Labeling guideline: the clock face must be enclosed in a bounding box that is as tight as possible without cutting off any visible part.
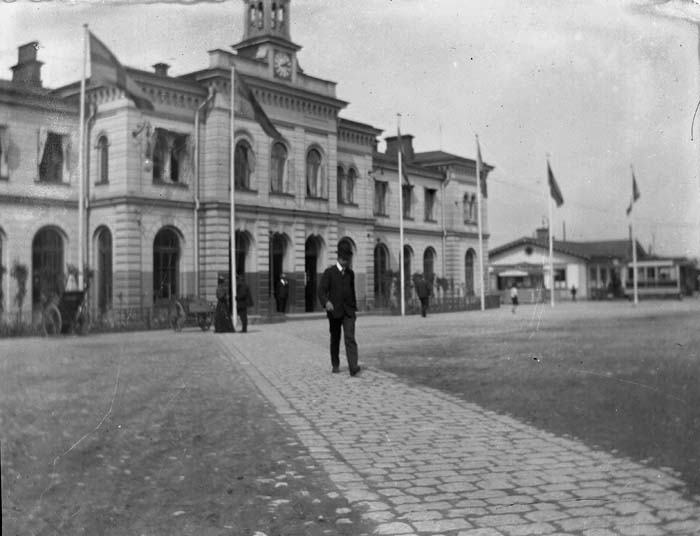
[273,52,292,79]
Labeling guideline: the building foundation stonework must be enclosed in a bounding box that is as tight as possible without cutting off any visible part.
[0,0,493,323]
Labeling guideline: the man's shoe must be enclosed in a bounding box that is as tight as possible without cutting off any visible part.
[332,367,340,374]
[350,366,361,377]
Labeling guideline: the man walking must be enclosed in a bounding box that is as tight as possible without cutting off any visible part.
[275,272,289,313]
[318,243,360,376]
[415,274,431,317]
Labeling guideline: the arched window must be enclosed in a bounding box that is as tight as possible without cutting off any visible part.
[465,249,476,296]
[346,167,356,204]
[270,142,287,193]
[97,135,109,184]
[337,166,345,204]
[373,243,390,307]
[97,227,113,313]
[153,228,180,300]
[423,247,436,280]
[235,140,255,190]
[306,148,323,198]
[403,245,412,279]
[32,227,64,307]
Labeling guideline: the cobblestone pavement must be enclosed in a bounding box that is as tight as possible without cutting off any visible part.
[216,317,700,536]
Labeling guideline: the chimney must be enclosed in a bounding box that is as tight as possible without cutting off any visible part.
[11,41,43,87]
[385,134,415,162]
[153,62,170,77]
[535,227,549,241]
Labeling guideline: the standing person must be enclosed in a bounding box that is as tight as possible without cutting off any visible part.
[214,274,234,333]
[570,285,577,302]
[275,272,289,313]
[510,283,519,314]
[235,275,254,333]
[415,274,431,318]
[318,243,360,376]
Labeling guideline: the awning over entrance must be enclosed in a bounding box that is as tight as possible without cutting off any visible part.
[497,269,530,277]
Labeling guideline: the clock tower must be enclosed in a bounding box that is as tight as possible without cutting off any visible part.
[233,0,301,81]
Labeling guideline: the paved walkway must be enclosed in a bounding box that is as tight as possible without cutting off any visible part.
[216,325,700,536]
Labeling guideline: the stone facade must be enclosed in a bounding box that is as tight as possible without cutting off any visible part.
[0,0,493,321]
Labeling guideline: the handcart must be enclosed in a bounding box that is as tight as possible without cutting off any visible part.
[170,296,214,332]
[42,290,89,336]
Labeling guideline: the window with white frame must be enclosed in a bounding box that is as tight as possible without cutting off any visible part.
[346,167,356,204]
[554,268,567,289]
[337,166,345,204]
[402,184,413,219]
[306,148,326,198]
[424,188,437,221]
[97,135,109,184]
[270,141,288,193]
[234,140,255,190]
[0,126,8,180]
[151,128,191,184]
[374,180,388,215]
[39,131,70,183]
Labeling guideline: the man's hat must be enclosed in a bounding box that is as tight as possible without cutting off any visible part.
[337,242,353,259]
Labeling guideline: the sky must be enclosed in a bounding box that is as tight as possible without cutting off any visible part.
[2,0,700,257]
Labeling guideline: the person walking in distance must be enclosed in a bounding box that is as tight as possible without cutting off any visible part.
[570,285,577,302]
[415,274,431,318]
[318,243,361,376]
[510,283,519,314]
[275,272,289,313]
[235,275,254,333]
[214,274,234,333]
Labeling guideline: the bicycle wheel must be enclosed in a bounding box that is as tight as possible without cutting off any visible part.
[43,304,62,336]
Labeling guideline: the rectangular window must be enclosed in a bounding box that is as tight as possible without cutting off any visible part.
[424,188,436,221]
[0,126,8,180]
[402,184,412,219]
[554,268,567,289]
[152,128,191,184]
[374,181,387,215]
[39,131,65,183]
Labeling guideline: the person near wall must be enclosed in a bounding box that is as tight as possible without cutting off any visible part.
[235,275,254,333]
[571,285,577,302]
[214,274,235,333]
[318,243,361,376]
[415,274,431,318]
[275,272,289,313]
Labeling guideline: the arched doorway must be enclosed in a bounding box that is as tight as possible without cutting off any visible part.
[153,228,180,300]
[32,227,64,308]
[269,233,287,306]
[305,235,322,312]
[465,249,476,296]
[373,243,390,308]
[96,227,113,314]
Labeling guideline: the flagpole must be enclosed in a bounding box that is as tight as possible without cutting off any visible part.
[630,165,638,306]
[475,135,485,311]
[230,64,238,327]
[397,113,405,317]
[77,24,88,290]
[547,159,554,308]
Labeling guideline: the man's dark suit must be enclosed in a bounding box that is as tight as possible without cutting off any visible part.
[318,264,359,374]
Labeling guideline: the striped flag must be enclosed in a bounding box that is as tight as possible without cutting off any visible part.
[547,161,564,207]
[626,172,641,216]
[89,32,153,110]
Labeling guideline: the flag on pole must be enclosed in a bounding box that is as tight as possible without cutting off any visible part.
[396,125,411,186]
[89,31,153,110]
[476,138,487,198]
[236,75,283,140]
[547,161,564,207]
[626,172,641,216]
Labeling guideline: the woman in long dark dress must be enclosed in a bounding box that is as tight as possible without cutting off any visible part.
[214,275,234,333]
